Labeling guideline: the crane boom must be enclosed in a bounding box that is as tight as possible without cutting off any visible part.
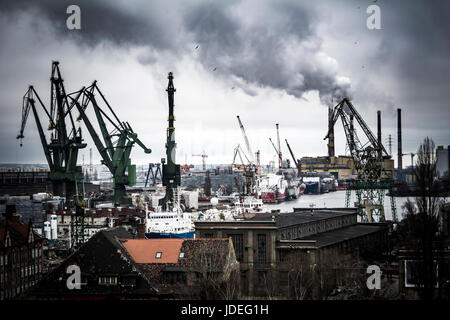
[236,115,254,163]
[285,139,301,178]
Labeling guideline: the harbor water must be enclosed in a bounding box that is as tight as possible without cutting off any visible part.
[266,190,413,221]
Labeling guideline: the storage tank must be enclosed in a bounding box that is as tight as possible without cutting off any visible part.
[43,221,51,239]
[50,214,58,240]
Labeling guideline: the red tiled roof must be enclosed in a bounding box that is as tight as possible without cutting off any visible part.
[119,239,184,263]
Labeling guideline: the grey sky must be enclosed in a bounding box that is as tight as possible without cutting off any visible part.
[0,0,449,168]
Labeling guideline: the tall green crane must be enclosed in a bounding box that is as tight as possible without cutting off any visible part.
[161,72,181,210]
[325,98,396,222]
[17,61,86,202]
[70,81,151,206]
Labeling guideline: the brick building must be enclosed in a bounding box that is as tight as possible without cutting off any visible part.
[29,227,158,300]
[30,228,239,299]
[0,205,44,300]
[122,238,240,298]
[195,208,388,297]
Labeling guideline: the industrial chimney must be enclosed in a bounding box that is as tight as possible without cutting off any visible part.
[377,110,382,159]
[397,108,403,181]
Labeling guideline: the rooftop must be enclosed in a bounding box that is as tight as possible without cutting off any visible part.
[298,223,387,248]
[249,209,356,228]
[119,238,184,263]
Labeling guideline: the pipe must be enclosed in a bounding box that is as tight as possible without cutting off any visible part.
[397,108,403,180]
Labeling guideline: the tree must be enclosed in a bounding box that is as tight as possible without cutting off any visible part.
[396,137,445,300]
[188,242,240,299]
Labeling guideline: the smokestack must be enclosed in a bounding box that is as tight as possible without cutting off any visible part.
[328,106,335,158]
[397,108,403,180]
[377,110,382,159]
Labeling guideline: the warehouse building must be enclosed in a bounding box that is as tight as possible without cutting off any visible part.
[195,208,388,297]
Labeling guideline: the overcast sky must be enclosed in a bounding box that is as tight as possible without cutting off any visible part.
[0,0,449,168]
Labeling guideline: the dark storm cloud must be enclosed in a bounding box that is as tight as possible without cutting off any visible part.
[0,0,351,103]
[372,0,450,110]
[182,0,351,103]
[0,0,176,50]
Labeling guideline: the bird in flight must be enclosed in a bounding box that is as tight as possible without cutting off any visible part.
[195,45,199,50]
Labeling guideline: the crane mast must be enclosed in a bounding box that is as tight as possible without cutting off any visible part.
[162,72,181,210]
[276,123,282,168]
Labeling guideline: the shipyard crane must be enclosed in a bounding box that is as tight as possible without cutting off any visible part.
[324,98,396,222]
[161,72,181,210]
[236,116,254,164]
[232,144,251,169]
[69,81,151,206]
[192,151,208,170]
[236,116,258,194]
[285,139,302,178]
[276,124,282,168]
[269,124,283,168]
[17,62,86,202]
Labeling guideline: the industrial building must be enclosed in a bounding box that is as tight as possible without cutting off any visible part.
[0,205,44,300]
[436,145,449,178]
[195,208,388,297]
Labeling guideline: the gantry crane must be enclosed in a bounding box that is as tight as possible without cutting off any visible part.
[17,61,86,203]
[145,163,162,187]
[69,81,151,206]
[324,98,397,222]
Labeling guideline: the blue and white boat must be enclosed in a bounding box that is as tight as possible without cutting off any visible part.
[145,188,195,239]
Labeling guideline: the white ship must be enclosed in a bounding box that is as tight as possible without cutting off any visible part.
[196,196,268,222]
[145,188,195,239]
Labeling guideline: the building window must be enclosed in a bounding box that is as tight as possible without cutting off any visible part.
[121,276,137,287]
[163,272,186,285]
[99,276,118,285]
[155,252,162,259]
[279,271,289,286]
[257,234,267,264]
[228,234,243,262]
[201,252,213,270]
[257,271,267,285]
[404,260,439,288]
[203,233,214,238]
[278,249,289,263]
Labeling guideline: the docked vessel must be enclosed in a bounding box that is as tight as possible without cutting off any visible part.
[255,173,288,203]
[145,189,195,239]
[196,196,268,221]
[303,176,321,194]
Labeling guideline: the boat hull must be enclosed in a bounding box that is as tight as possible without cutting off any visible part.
[145,231,195,239]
